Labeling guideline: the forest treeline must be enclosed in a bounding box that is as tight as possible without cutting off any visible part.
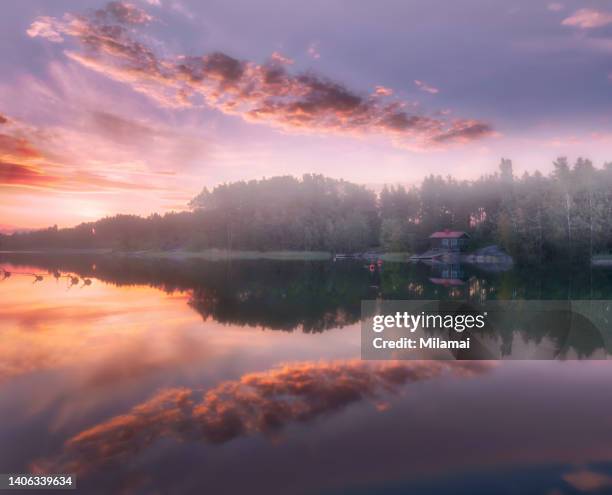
[2,157,612,262]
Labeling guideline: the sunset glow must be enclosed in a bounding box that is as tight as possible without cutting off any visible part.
[2,0,612,229]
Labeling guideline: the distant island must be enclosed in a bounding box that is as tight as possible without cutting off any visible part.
[2,157,611,263]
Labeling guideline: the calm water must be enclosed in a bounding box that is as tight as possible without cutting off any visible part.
[2,253,612,494]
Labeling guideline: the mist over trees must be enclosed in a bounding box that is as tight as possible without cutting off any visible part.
[187,175,380,252]
[379,157,612,261]
[2,159,612,262]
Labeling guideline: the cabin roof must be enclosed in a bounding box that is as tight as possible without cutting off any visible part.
[429,230,470,239]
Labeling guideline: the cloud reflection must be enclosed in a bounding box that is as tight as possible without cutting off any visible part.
[32,360,493,475]
[563,469,612,492]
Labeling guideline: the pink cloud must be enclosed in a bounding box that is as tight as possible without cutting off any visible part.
[26,17,65,43]
[374,85,393,97]
[0,161,59,188]
[414,80,440,94]
[0,133,41,160]
[0,113,172,192]
[26,2,493,150]
[562,8,612,29]
[270,52,294,65]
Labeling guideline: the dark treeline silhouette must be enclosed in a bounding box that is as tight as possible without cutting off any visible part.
[0,175,379,253]
[2,159,612,261]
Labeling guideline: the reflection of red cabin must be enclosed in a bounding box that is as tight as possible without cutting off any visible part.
[429,230,470,252]
[429,263,465,286]
[429,277,465,286]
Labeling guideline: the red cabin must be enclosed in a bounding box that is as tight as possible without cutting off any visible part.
[429,230,470,252]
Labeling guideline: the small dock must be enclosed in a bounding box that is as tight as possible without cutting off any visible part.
[409,249,447,261]
[333,252,382,262]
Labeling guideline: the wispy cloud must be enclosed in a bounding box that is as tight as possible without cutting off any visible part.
[27,2,493,150]
[26,17,65,42]
[0,111,191,193]
[414,79,440,95]
[270,51,294,65]
[562,8,612,29]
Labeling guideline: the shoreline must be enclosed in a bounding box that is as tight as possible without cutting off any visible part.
[0,249,333,261]
[0,249,416,262]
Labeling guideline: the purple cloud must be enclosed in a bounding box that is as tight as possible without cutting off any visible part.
[27,1,494,150]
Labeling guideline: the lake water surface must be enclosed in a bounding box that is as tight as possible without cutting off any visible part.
[2,254,612,494]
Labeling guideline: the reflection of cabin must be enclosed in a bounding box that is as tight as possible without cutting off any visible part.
[429,263,465,286]
[429,230,470,252]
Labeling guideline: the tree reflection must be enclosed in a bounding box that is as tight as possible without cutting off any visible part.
[2,253,612,356]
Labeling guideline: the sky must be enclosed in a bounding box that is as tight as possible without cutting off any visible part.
[1,0,612,230]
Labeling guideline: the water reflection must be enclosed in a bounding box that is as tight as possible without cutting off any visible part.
[1,254,378,332]
[2,254,612,494]
[34,361,492,476]
[2,254,612,357]
[3,253,612,309]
